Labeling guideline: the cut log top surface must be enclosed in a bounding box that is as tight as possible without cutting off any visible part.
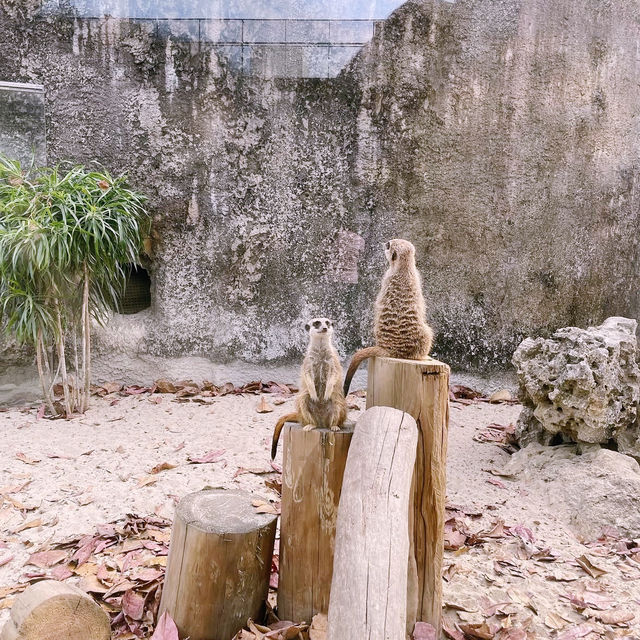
[283,420,356,433]
[176,489,276,534]
[372,355,450,371]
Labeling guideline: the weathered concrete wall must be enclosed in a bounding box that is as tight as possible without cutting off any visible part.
[1,0,639,381]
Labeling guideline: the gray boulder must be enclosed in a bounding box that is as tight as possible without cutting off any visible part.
[500,444,640,539]
[512,317,640,457]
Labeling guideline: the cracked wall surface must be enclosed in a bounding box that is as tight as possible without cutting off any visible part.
[1,0,640,384]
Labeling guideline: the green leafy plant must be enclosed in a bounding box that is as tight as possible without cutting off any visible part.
[0,156,149,417]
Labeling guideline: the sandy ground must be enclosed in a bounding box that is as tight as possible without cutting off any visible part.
[1,388,639,638]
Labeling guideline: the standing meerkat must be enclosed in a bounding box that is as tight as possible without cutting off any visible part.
[271,317,347,459]
[343,239,433,395]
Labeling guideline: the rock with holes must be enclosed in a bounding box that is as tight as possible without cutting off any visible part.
[512,317,640,457]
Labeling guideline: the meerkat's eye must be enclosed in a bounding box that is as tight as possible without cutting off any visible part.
[328,320,333,327]
[391,250,397,261]
[313,320,321,329]
[385,241,390,250]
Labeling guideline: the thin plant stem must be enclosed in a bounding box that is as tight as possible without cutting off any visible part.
[72,321,80,412]
[55,302,72,418]
[36,329,57,417]
[82,262,91,413]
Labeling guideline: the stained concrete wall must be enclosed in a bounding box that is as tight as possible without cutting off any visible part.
[1,0,639,382]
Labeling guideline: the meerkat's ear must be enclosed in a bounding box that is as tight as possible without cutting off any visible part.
[305,323,310,332]
[391,250,397,261]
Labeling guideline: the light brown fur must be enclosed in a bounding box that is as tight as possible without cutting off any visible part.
[271,317,347,459]
[343,239,433,394]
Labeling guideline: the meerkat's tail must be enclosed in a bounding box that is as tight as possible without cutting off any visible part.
[343,346,389,396]
[271,412,299,460]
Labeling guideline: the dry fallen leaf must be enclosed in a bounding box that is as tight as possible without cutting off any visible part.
[0,554,14,567]
[0,598,14,610]
[13,517,42,533]
[187,449,226,464]
[256,396,275,413]
[137,476,158,488]
[27,550,68,568]
[458,622,493,640]
[309,613,327,640]
[590,609,635,625]
[252,500,280,515]
[15,452,40,465]
[413,622,437,639]
[122,589,145,620]
[151,611,180,640]
[149,462,177,475]
[544,612,569,630]
[557,623,594,640]
[575,554,607,579]
[234,467,276,478]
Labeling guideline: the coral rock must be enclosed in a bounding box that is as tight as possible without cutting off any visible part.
[512,317,640,457]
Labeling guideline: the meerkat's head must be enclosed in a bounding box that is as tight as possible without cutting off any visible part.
[305,317,334,340]
[384,238,416,269]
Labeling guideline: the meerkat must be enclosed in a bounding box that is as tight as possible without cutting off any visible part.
[343,238,433,395]
[271,317,347,459]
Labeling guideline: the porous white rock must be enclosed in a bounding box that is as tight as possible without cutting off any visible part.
[512,317,640,457]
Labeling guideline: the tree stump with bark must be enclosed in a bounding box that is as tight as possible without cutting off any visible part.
[278,421,355,623]
[159,489,277,640]
[367,356,450,632]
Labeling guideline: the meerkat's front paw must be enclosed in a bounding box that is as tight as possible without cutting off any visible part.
[303,424,316,432]
[330,425,341,432]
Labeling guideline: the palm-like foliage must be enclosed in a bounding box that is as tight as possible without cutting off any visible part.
[0,156,149,416]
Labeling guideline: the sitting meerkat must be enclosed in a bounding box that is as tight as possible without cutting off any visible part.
[271,317,347,459]
[343,238,433,395]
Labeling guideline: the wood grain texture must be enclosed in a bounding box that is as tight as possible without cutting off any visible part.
[327,406,418,640]
[367,356,450,632]
[0,580,110,640]
[278,421,355,623]
[159,489,277,640]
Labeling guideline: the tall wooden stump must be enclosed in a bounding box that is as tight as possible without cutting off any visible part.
[327,407,418,639]
[367,356,450,632]
[159,489,277,640]
[0,580,110,640]
[278,421,355,623]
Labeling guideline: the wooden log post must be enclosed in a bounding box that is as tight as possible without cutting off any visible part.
[327,406,418,639]
[367,356,450,632]
[159,489,277,640]
[0,580,110,640]
[278,421,355,623]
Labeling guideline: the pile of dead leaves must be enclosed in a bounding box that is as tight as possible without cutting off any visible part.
[442,506,639,639]
[473,423,518,453]
[92,379,297,401]
[232,612,326,640]
[19,514,171,638]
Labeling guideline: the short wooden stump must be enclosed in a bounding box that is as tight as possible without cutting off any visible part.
[159,489,277,640]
